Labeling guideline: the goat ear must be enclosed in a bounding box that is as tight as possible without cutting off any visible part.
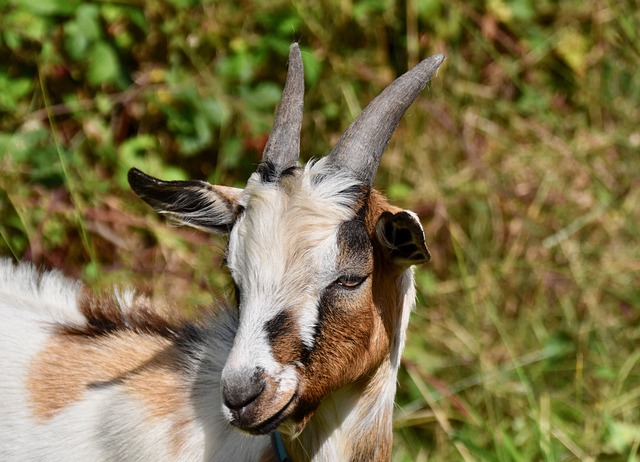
[128,168,244,234]
[375,210,431,266]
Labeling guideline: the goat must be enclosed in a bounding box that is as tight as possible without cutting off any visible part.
[0,44,444,461]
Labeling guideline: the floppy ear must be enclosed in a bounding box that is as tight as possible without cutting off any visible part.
[128,168,244,234]
[375,210,431,266]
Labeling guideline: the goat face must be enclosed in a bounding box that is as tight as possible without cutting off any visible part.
[129,44,443,435]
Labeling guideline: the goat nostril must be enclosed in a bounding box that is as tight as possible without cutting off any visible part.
[222,373,266,410]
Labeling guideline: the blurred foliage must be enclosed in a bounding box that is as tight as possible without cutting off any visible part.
[1,0,639,460]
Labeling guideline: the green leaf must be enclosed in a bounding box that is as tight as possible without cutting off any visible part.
[13,0,81,16]
[418,0,442,18]
[64,5,102,61]
[64,22,89,60]
[0,73,32,111]
[217,137,243,170]
[245,82,282,110]
[201,98,229,127]
[506,0,535,21]
[166,0,199,7]
[217,53,257,84]
[87,41,120,86]
[301,48,322,87]
[388,182,413,201]
[5,10,49,42]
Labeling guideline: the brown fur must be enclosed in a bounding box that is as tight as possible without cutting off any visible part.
[294,287,383,419]
[27,291,194,455]
[61,289,188,338]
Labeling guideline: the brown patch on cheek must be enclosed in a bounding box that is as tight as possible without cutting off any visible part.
[294,289,380,420]
[27,331,193,455]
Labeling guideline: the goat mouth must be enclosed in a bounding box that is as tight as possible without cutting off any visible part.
[233,390,297,435]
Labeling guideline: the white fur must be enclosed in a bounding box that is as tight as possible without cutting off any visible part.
[224,160,361,386]
[0,259,269,462]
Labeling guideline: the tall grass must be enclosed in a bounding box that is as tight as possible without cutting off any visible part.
[1,0,638,460]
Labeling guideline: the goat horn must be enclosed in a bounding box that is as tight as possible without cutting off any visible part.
[261,43,305,170]
[327,53,445,186]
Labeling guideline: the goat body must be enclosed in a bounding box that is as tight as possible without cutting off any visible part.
[0,45,443,461]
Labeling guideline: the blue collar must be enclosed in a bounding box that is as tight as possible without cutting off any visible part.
[270,431,291,462]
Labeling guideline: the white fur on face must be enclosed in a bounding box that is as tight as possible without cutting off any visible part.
[223,159,362,383]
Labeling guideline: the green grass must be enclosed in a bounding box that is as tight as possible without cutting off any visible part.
[1,0,639,460]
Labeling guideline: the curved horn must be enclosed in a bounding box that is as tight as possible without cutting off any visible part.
[261,43,305,170]
[328,53,445,186]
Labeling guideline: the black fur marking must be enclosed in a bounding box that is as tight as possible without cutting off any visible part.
[62,289,195,343]
[300,341,314,365]
[265,310,306,365]
[265,310,291,345]
[128,168,241,233]
[128,168,215,212]
[257,160,299,184]
[337,218,371,260]
[300,320,320,366]
[308,166,368,198]
[232,281,242,306]
[339,183,368,199]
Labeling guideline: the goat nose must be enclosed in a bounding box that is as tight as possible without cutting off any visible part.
[221,371,265,410]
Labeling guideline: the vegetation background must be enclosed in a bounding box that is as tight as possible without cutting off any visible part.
[0,0,638,460]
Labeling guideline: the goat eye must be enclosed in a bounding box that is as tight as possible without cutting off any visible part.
[335,275,367,289]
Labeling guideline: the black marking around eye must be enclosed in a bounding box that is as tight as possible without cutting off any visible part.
[337,219,370,254]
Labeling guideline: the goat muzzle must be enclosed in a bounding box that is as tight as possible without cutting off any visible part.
[221,368,298,435]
